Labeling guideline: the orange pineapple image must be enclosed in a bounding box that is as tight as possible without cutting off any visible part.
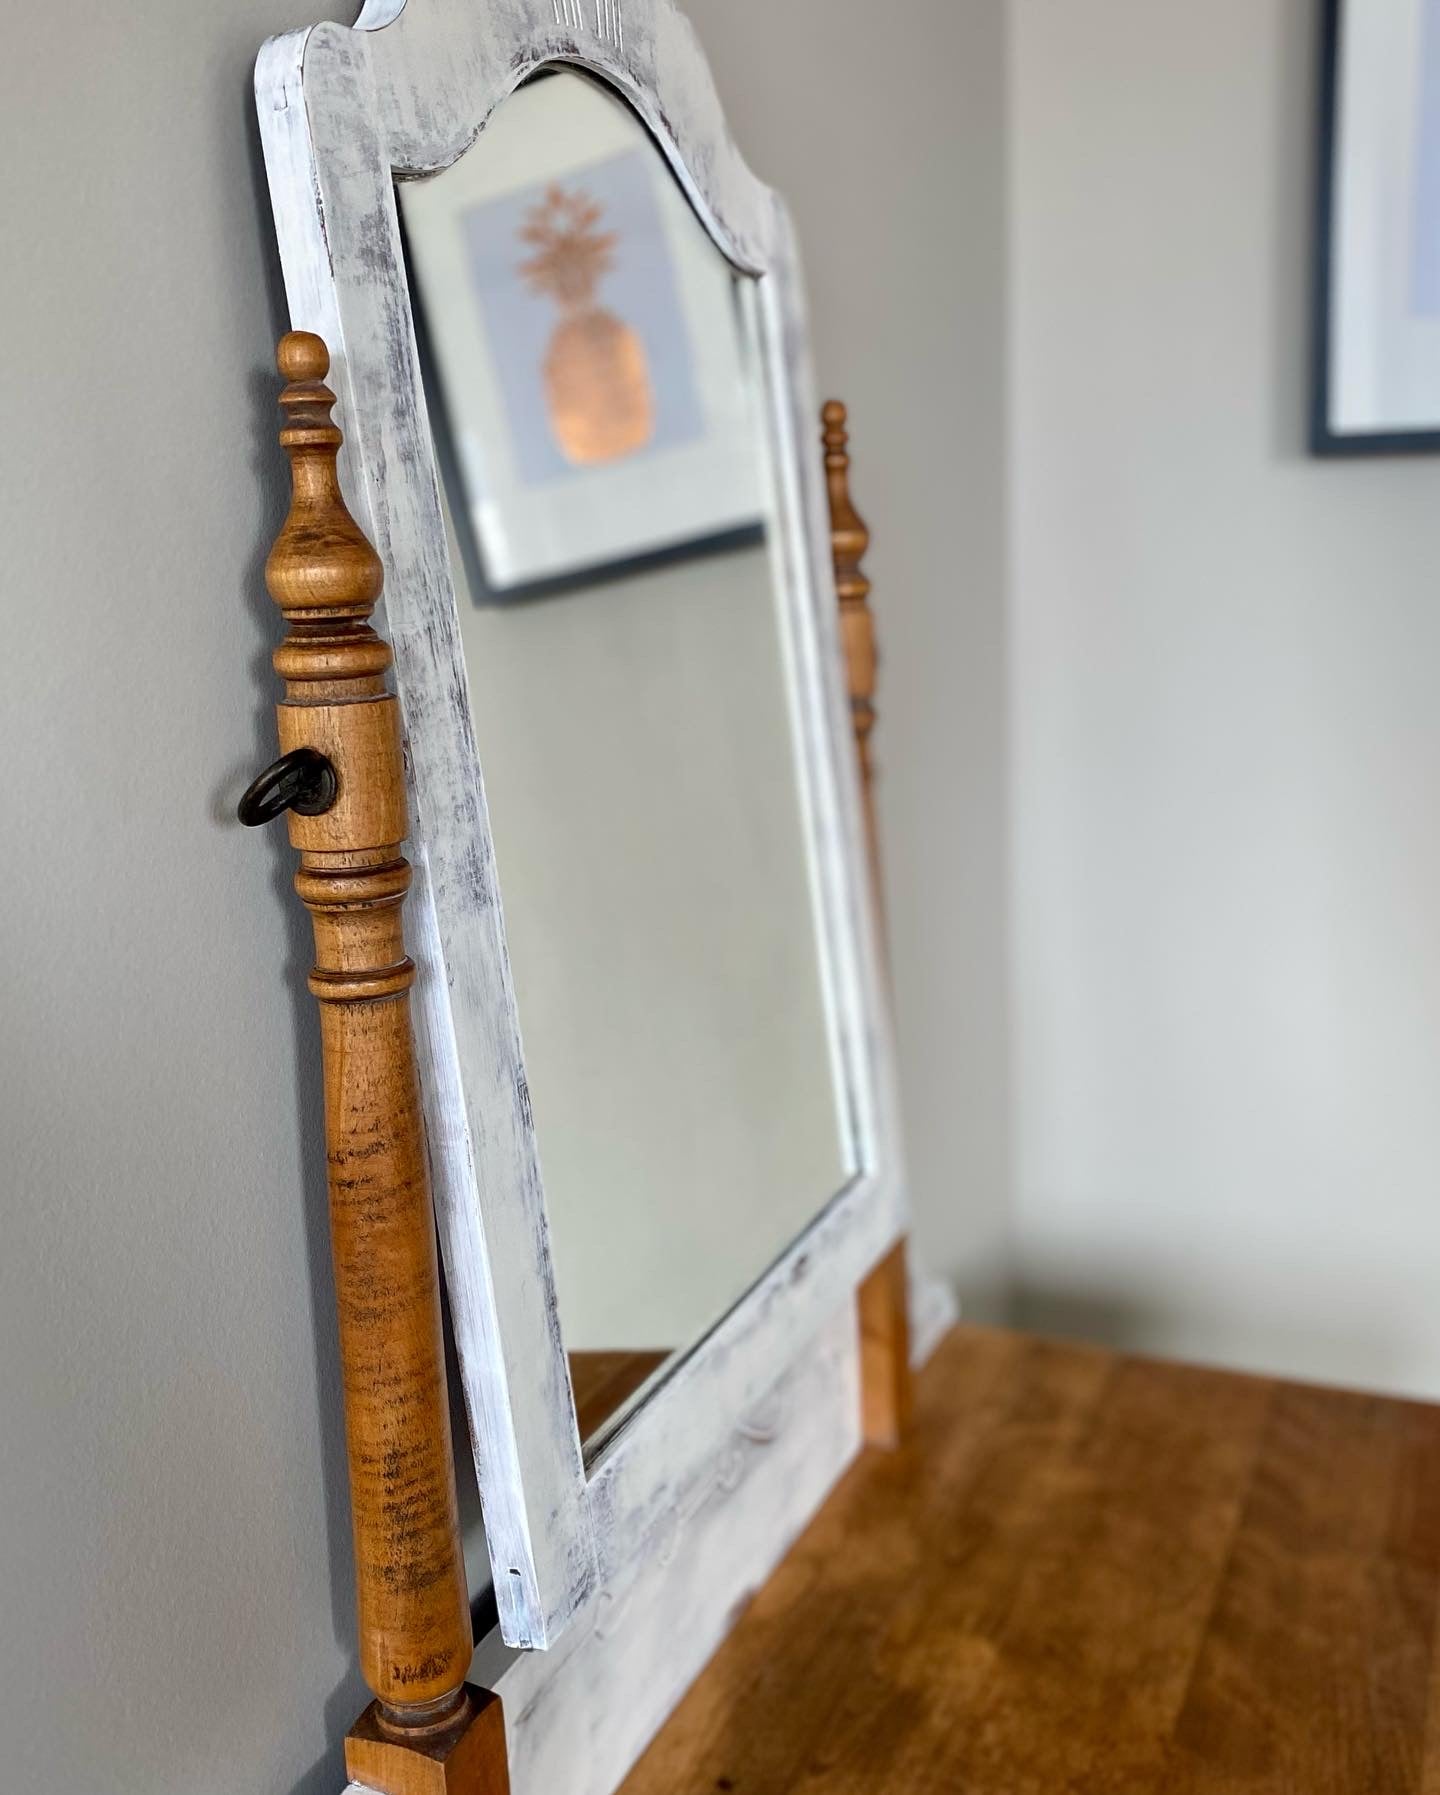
[518,182,656,465]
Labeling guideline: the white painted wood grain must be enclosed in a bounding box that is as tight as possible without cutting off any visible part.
[484,1303,862,1795]
[255,0,906,1660]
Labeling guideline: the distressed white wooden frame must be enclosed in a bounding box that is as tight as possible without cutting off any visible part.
[255,0,905,1655]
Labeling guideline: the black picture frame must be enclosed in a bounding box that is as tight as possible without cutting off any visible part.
[1311,0,1440,456]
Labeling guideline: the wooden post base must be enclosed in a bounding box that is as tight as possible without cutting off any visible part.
[857,1239,913,1449]
[346,1687,510,1795]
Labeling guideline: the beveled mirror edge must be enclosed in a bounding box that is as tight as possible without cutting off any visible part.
[254,0,907,1668]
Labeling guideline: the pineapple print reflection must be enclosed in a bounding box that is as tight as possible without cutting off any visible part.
[518,182,656,466]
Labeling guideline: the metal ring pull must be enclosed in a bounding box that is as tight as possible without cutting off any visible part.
[237,747,338,826]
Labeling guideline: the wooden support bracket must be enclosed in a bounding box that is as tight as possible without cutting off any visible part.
[822,400,914,1450]
[250,332,509,1795]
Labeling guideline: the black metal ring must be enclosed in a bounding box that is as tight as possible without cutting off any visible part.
[237,748,338,826]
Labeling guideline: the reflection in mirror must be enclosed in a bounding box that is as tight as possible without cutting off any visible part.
[400,70,847,1452]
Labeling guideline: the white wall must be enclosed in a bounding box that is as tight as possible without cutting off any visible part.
[1010,0,1440,1396]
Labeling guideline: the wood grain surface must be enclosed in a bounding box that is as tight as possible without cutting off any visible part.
[264,332,473,1725]
[855,1241,912,1451]
[617,1323,1440,1794]
[822,400,880,892]
[262,335,508,1795]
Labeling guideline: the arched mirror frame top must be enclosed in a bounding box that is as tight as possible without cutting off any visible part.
[256,0,904,1656]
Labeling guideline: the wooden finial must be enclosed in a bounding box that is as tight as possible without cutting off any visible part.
[822,401,868,579]
[277,327,330,383]
[267,334,385,636]
[821,400,878,858]
[255,332,507,1794]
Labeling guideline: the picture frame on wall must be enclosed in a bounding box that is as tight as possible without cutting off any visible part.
[401,72,766,598]
[1313,0,1440,453]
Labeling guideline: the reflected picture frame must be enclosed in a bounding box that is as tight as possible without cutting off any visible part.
[401,72,767,599]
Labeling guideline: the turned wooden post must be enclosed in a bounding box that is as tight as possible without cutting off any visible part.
[254,332,507,1795]
[822,400,882,915]
[822,400,913,1451]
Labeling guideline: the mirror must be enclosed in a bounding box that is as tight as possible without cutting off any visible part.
[399,71,849,1451]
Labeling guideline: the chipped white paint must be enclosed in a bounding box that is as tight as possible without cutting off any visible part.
[338,1302,860,1795]
[254,0,905,1667]
[550,0,617,42]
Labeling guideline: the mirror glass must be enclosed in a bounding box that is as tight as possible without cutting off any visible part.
[400,70,847,1451]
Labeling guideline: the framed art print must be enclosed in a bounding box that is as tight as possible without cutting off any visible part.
[1314,0,1440,452]
[401,71,766,595]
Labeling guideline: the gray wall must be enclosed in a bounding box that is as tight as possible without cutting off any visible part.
[3,5,368,1795]
[0,4,1005,1793]
[1010,0,1440,1396]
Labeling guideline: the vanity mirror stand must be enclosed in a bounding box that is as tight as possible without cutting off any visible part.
[242,329,908,1795]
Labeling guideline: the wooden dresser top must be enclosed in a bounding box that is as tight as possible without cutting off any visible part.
[618,1322,1440,1793]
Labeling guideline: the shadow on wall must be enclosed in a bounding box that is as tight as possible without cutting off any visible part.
[1009,1279,1421,1401]
[949,1267,1012,1331]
